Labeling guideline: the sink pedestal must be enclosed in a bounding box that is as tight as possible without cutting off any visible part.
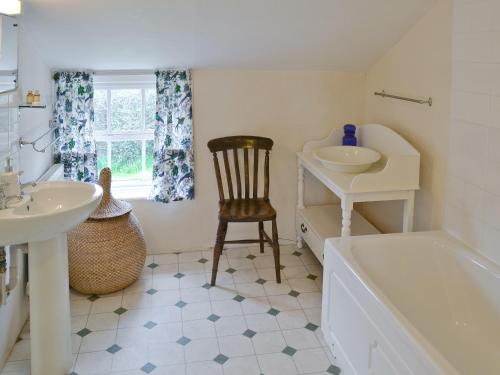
[28,234,73,375]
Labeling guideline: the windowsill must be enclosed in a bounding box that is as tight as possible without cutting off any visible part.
[111,180,152,201]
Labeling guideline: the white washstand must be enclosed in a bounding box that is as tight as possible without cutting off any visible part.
[0,181,102,375]
[296,123,420,263]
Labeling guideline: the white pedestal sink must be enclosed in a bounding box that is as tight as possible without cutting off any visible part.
[0,181,103,375]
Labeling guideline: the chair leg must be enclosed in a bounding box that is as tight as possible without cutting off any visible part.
[211,221,228,286]
[271,218,281,283]
[258,221,265,253]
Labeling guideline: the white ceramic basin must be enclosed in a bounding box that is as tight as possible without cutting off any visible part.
[314,145,381,173]
[0,180,102,375]
[0,181,102,247]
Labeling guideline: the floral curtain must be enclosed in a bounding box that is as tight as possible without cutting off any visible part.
[150,70,194,203]
[0,247,5,275]
[53,71,97,182]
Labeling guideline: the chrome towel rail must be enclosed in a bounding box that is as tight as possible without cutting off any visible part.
[374,90,432,107]
[18,123,61,153]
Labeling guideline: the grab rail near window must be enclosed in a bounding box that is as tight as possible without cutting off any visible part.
[18,122,61,153]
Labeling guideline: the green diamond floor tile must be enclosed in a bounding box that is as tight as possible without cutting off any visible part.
[176,336,191,346]
[267,308,280,316]
[144,321,157,329]
[76,328,92,338]
[282,346,297,356]
[213,353,229,365]
[233,294,245,302]
[305,322,319,331]
[114,307,128,315]
[243,329,257,338]
[141,362,157,373]
[207,314,220,322]
[327,364,342,375]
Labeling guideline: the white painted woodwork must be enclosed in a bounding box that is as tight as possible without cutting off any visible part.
[295,204,379,263]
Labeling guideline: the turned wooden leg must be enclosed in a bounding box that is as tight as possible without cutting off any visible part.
[271,218,281,284]
[341,198,353,237]
[403,191,415,233]
[211,221,228,286]
[258,221,265,253]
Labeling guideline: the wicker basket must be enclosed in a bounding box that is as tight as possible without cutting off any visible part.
[68,168,146,295]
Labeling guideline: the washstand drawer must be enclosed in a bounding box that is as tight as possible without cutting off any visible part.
[296,211,324,264]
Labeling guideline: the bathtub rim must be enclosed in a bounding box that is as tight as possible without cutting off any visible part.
[325,230,487,375]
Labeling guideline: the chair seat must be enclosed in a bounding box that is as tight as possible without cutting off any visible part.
[219,198,276,222]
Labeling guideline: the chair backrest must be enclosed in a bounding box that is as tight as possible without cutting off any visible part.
[207,136,274,202]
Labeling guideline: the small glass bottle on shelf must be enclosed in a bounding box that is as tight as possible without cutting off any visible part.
[26,90,34,105]
[33,90,41,105]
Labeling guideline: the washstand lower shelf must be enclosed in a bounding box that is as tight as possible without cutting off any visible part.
[296,204,380,264]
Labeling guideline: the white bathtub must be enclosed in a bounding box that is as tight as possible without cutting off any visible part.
[321,231,500,375]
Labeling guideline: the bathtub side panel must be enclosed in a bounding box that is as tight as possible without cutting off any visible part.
[322,238,448,375]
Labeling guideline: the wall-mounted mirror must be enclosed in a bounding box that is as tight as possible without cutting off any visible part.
[0,15,18,93]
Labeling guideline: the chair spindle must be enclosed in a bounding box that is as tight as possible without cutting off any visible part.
[264,150,270,199]
[244,148,250,199]
[253,147,259,198]
[222,150,234,200]
[212,153,225,202]
[233,148,242,199]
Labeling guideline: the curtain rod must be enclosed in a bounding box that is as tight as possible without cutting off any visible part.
[51,69,155,76]
[93,70,156,76]
[51,69,190,76]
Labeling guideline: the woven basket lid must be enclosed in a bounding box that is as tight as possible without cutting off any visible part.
[89,168,132,219]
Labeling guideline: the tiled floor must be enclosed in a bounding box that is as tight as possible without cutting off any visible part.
[1,244,340,375]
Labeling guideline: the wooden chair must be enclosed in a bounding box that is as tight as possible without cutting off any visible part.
[207,136,281,286]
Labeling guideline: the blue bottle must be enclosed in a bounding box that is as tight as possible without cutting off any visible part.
[343,124,357,146]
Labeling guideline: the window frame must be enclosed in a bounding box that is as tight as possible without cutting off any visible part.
[93,74,156,199]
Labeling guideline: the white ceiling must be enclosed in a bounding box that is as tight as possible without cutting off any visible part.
[20,0,435,71]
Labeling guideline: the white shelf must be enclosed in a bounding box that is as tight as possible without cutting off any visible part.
[299,205,380,239]
[296,204,380,263]
[19,104,47,109]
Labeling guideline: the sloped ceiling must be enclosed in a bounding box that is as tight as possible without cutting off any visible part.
[20,0,435,71]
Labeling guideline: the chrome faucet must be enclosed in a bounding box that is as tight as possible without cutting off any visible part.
[0,181,35,210]
[20,181,37,192]
[0,156,35,210]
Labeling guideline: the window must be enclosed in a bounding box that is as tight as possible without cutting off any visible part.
[93,75,156,199]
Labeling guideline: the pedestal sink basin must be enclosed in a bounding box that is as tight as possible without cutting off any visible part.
[0,181,103,247]
[314,145,381,173]
[0,181,102,375]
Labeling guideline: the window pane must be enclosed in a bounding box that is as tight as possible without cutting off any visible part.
[94,90,107,131]
[111,141,142,180]
[145,88,156,130]
[96,141,108,173]
[146,140,154,177]
[110,89,142,132]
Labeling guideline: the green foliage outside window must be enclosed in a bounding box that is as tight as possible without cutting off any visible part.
[94,87,156,181]
[111,141,142,179]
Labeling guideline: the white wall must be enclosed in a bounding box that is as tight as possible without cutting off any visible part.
[15,26,53,182]
[443,0,500,265]
[0,93,19,164]
[132,70,365,253]
[360,0,453,233]
[0,26,53,367]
